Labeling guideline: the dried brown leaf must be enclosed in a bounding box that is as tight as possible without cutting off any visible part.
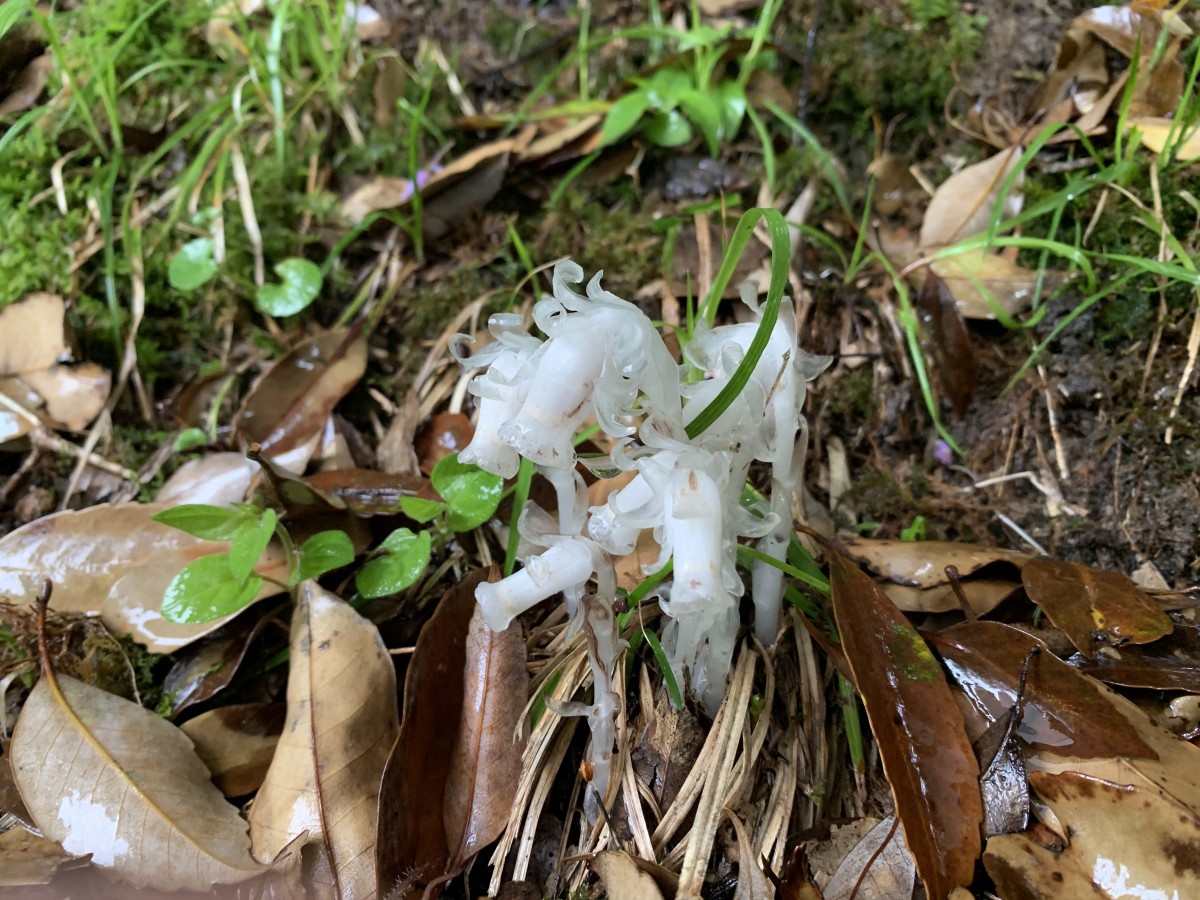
[11,672,263,890]
[1022,557,1173,658]
[986,769,1200,898]
[20,364,111,431]
[918,271,976,417]
[591,851,667,900]
[930,249,1044,320]
[1077,620,1200,692]
[181,702,284,797]
[444,603,529,869]
[0,502,288,653]
[0,825,88,887]
[836,536,1027,589]
[823,816,916,900]
[234,329,368,470]
[157,452,259,506]
[919,146,1024,249]
[0,52,53,116]
[248,582,398,900]
[0,293,66,376]
[163,612,271,715]
[826,543,982,899]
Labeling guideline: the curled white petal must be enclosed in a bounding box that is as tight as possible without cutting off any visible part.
[475,539,595,631]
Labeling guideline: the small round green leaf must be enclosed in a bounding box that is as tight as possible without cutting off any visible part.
[172,427,209,453]
[162,554,262,624]
[430,453,504,532]
[644,109,694,147]
[255,258,323,317]
[399,495,447,524]
[355,528,431,598]
[168,238,218,291]
[297,530,356,582]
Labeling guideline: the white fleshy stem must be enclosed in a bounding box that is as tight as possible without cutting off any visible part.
[581,593,621,822]
[475,538,594,631]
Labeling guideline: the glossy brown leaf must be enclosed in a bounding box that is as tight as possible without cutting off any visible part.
[986,768,1200,899]
[375,568,486,896]
[1021,557,1173,658]
[443,602,528,869]
[0,502,288,653]
[304,467,436,517]
[918,271,976,417]
[163,613,272,716]
[825,543,982,899]
[248,582,398,900]
[233,328,368,470]
[414,412,474,475]
[11,671,263,889]
[929,621,1156,758]
[180,702,284,797]
[1076,620,1200,692]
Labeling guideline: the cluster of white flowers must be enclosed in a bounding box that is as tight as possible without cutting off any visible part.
[452,260,826,805]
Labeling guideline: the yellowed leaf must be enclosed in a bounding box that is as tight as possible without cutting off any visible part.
[10,671,264,890]
[0,293,66,376]
[930,249,1044,320]
[1127,115,1200,160]
[919,147,1024,249]
[248,581,399,900]
[0,502,287,653]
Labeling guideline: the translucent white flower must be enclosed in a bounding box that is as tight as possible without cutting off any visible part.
[475,537,595,632]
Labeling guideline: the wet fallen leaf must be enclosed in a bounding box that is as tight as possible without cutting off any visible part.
[375,569,485,896]
[414,411,474,474]
[234,328,368,471]
[778,845,825,900]
[919,146,1024,249]
[930,621,1157,759]
[444,601,528,869]
[157,452,260,507]
[0,293,67,376]
[0,502,287,653]
[304,467,436,517]
[180,702,285,797]
[825,541,982,899]
[248,582,398,900]
[0,825,89,887]
[11,667,264,889]
[918,271,976,416]
[1021,557,1173,658]
[591,850,666,900]
[985,769,1200,899]
[823,816,916,900]
[163,612,272,716]
[884,579,1021,616]
[1076,620,1200,692]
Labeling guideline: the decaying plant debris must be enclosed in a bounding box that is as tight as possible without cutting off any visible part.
[3,1,1200,898]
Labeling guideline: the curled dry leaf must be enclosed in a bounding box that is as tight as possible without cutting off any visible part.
[376,570,484,896]
[1021,557,1173,658]
[985,769,1200,899]
[248,581,399,900]
[836,535,1027,588]
[234,328,368,471]
[0,293,67,376]
[10,669,264,890]
[0,502,287,653]
[181,702,285,797]
[824,541,982,899]
[443,602,529,869]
